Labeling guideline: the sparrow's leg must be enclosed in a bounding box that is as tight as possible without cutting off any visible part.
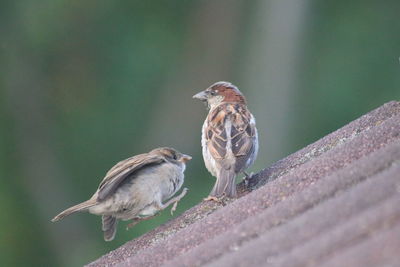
[242,171,254,186]
[203,196,222,202]
[204,191,230,203]
[126,218,141,229]
[126,214,159,230]
[158,188,188,215]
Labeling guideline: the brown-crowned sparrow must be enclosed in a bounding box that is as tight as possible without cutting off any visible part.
[52,147,191,241]
[193,81,258,199]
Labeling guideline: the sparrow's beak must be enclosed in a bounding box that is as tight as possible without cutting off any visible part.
[179,154,192,163]
[193,91,208,101]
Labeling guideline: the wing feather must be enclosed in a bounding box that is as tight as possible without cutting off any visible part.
[205,103,257,173]
[97,153,165,201]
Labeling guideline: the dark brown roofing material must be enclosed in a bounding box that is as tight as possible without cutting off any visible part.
[87,101,400,267]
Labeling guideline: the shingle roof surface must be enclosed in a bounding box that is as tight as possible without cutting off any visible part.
[88,101,400,267]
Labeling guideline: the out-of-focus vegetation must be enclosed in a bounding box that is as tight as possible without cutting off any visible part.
[0,0,399,266]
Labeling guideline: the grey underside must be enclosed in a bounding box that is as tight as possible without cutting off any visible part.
[89,162,183,220]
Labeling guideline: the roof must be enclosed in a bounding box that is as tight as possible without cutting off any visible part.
[87,101,400,267]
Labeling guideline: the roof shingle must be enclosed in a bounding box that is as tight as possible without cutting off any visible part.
[88,101,400,267]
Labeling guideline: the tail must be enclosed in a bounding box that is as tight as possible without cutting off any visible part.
[51,199,96,222]
[102,215,118,241]
[210,168,237,198]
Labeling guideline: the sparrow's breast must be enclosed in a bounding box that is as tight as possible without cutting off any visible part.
[201,119,218,177]
[160,163,184,201]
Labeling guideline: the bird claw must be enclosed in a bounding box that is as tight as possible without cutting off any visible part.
[203,196,223,203]
[126,213,160,230]
[126,219,140,230]
[169,188,188,215]
[243,172,254,187]
[170,201,178,215]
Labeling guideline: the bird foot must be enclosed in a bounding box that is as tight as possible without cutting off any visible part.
[203,196,223,203]
[170,201,178,215]
[126,213,160,230]
[166,188,188,215]
[242,171,255,187]
[126,219,140,230]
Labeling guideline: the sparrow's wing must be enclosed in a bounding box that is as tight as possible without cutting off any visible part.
[206,103,257,173]
[97,153,165,201]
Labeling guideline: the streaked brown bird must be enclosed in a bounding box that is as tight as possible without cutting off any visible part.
[51,147,191,241]
[193,81,258,199]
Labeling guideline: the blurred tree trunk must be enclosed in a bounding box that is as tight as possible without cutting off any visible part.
[143,0,245,159]
[242,0,310,167]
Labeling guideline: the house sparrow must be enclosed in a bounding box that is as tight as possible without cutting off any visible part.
[193,81,258,199]
[51,147,191,241]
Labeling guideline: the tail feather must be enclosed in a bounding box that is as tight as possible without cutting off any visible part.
[210,168,237,198]
[51,199,96,222]
[102,215,118,241]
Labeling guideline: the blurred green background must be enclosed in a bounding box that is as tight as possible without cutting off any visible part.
[1,0,399,266]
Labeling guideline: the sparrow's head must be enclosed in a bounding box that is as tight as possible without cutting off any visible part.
[193,81,246,109]
[151,147,192,165]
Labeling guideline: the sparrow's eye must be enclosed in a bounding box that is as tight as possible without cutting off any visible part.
[210,90,217,96]
[172,153,178,160]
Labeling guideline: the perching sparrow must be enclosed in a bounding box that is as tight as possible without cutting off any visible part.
[52,147,191,241]
[193,81,258,199]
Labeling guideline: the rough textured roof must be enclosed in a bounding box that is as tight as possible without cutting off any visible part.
[88,101,400,267]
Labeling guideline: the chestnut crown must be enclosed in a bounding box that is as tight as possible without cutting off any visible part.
[193,81,247,108]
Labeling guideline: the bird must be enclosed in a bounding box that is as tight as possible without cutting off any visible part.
[193,81,258,199]
[51,147,191,241]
